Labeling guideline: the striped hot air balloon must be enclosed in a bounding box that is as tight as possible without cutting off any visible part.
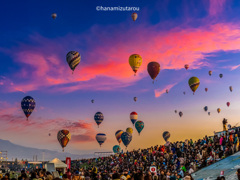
[21,96,36,120]
[115,130,124,144]
[96,133,106,147]
[57,130,71,152]
[66,51,81,73]
[94,112,104,127]
[130,112,138,125]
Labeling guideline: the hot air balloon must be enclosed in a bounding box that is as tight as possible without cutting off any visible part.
[49,133,51,136]
[209,71,212,76]
[131,13,138,21]
[21,96,36,120]
[91,99,94,103]
[226,102,230,107]
[115,130,124,144]
[51,13,57,19]
[184,64,189,70]
[219,74,223,78]
[96,133,106,147]
[57,130,71,152]
[217,108,221,113]
[121,132,132,148]
[135,121,144,135]
[183,92,186,95]
[229,86,233,92]
[188,77,200,94]
[204,106,208,112]
[174,110,177,113]
[113,145,121,153]
[134,97,137,102]
[208,112,211,116]
[162,131,170,142]
[147,62,160,83]
[94,112,104,127]
[205,88,208,92]
[166,89,169,94]
[126,127,133,134]
[129,54,142,76]
[179,111,183,117]
[130,112,138,125]
[66,51,81,73]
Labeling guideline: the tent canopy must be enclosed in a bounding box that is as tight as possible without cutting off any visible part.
[49,158,67,168]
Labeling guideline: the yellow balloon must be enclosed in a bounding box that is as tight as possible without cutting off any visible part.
[129,54,142,75]
[126,127,133,134]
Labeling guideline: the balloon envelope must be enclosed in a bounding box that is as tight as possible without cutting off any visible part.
[51,13,57,19]
[115,130,124,144]
[204,106,208,112]
[205,88,208,92]
[147,62,160,80]
[91,99,94,103]
[163,131,170,142]
[130,112,138,125]
[227,102,230,107]
[175,110,177,113]
[21,96,36,120]
[134,97,137,102]
[229,86,233,92]
[129,54,142,75]
[131,13,138,21]
[66,51,81,72]
[94,112,104,127]
[96,133,106,146]
[184,64,189,70]
[209,71,212,76]
[188,77,200,94]
[113,145,121,153]
[121,132,132,147]
[217,108,221,113]
[219,74,223,78]
[208,112,211,116]
[57,130,71,151]
[166,89,169,93]
[126,127,133,134]
[179,111,183,117]
[135,121,144,135]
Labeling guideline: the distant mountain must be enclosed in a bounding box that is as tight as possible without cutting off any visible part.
[0,139,94,161]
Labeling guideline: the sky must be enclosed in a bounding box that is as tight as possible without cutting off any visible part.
[1,0,240,156]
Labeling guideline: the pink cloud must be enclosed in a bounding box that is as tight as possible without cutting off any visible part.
[2,22,240,93]
[208,0,226,16]
[0,101,96,143]
[154,83,177,98]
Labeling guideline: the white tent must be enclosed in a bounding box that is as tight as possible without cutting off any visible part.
[49,158,67,168]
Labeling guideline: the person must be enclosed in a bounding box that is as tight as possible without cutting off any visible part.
[236,168,240,180]
[66,169,72,180]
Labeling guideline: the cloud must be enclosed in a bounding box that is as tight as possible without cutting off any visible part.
[208,0,226,16]
[0,101,96,143]
[2,21,240,93]
[154,83,177,98]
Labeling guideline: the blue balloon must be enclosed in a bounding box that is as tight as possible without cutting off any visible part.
[121,132,132,148]
[113,145,121,153]
[163,131,170,142]
[94,112,104,127]
[135,121,144,135]
[21,96,36,120]
[204,106,208,112]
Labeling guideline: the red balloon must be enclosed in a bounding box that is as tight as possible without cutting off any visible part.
[227,102,230,107]
[147,62,160,81]
[205,88,208,92]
